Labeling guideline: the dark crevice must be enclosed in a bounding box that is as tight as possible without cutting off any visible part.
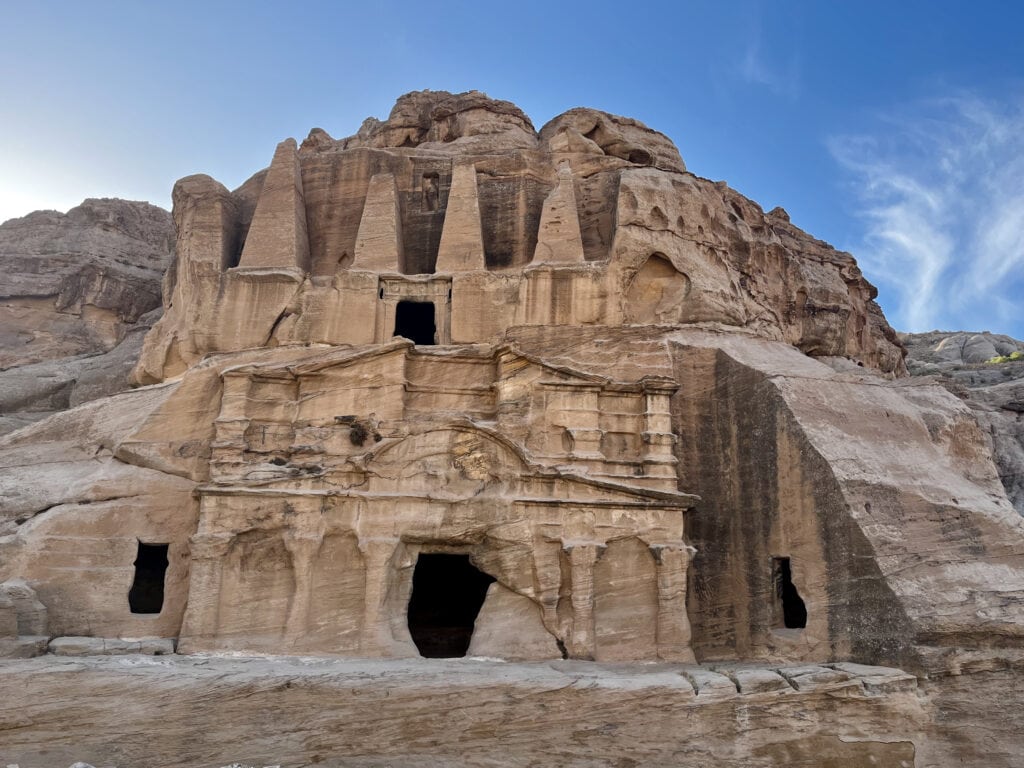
[264,310,294,345]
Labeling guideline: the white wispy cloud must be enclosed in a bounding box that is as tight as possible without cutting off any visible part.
[830,95,1024,335]
[737,26,801,100]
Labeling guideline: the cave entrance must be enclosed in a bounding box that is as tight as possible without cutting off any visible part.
[407,553,495,658]
[393,300,436,345]
[772,557,807,629]
[129,542,169,614]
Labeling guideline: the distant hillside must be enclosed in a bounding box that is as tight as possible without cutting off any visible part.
[0,198,173,434]
[902,331,1024,514]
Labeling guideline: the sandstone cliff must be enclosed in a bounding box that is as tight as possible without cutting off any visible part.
[903,330,1024,514]
[1,92,1022,767]
[134,90,904,383]
[0,199,173,433]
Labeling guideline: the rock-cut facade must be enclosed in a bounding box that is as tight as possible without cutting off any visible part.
[2,91,1022,672]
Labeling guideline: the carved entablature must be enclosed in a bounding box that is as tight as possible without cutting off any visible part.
[211,342,678,492]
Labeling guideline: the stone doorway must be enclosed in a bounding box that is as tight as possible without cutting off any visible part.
[407,553,495,657]
[393,300,437,345]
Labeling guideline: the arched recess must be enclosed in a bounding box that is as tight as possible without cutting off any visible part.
[624,253,691,324]
[217,530,294,648]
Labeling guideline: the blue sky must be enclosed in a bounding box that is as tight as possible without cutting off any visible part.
[2,0,1022,336]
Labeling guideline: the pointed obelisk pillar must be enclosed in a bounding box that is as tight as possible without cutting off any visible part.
[238,138,310,271]
[352,172,403,271]
[435,161,486,272]
[532,164,585,264]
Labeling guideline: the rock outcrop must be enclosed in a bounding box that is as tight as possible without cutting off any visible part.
[903,330,1024,514]
[1,91,1022,766]
[133,89,904,385]
[0,199,173,433]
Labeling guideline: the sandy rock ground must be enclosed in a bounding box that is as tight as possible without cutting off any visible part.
[1,653,928,768]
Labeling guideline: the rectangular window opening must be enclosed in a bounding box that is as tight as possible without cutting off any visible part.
[129,542,169,614]
[772,556,807,629]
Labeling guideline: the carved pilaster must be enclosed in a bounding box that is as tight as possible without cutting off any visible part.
[282,532,324,648]
[533,539,565,638]
[358,537,400,656]
[641,378,680,483]
[564,541,605,659]
[650,542,696,662]
[177,533,233,653]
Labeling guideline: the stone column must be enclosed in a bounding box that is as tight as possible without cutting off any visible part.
[564,542,604,659]
[651,543,697,662]
[358,537,400,656]
[177,534,233,654]
[532,539,565,638]
[282,533,324,650]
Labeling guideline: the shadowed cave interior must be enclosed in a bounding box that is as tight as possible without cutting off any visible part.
[407,553,496,657]
[128,542,169,614]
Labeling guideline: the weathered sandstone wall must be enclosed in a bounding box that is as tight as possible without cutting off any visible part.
[0,198,173,433]
[903,330,1024,514]
[1,91,1022,766]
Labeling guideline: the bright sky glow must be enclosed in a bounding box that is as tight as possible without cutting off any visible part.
[2,0,1022,335]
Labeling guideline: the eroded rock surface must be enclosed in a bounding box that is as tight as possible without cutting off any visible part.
[903,330,1024,514]
[0,655,930,768]
[0,91,1022,766]
[134,89,904,385]
[0,199,173,433]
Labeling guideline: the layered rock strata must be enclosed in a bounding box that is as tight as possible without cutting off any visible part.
[0,199,173,433]
[0,655,929,768]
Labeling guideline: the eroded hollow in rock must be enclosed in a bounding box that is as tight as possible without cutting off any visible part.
[407,553,495,657]
[129,542,169,614]
[394,300,436,345]
[773,557,807,629]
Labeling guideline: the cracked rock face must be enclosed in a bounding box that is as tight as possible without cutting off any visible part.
[0,199,173,433]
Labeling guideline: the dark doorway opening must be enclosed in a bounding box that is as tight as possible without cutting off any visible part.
[129,542,169,614]
[407,553,495,657]
[394,301,436,345]
[773,557,807,629]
